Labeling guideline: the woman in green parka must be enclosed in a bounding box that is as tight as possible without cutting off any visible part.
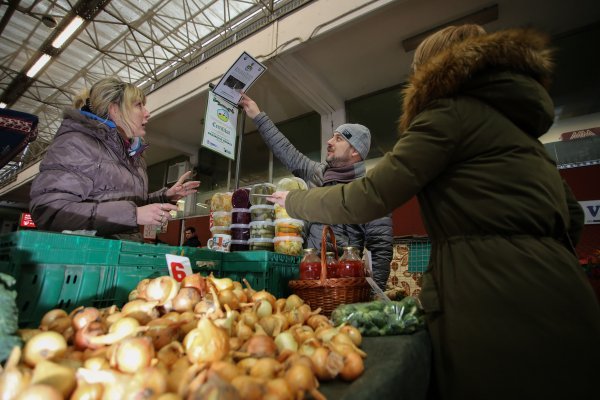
[268,25,600,399]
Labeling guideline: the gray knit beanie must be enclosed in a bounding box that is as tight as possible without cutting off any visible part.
[335,123,371,160]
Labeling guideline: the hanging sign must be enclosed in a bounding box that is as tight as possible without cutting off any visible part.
[213,51,267,105]
[165,254,193,282]
[202,92,238,159]
[579,200,600,225]
[560,127,600,141]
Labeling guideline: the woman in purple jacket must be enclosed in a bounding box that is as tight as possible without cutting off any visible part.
[30,77,198,241]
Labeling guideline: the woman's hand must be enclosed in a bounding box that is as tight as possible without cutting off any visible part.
[239,93,261,119]
[137,202,178,226]
[166,171,200,201]
[267,191,289,208]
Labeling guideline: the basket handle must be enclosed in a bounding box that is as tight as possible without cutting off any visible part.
[320,225,337,283]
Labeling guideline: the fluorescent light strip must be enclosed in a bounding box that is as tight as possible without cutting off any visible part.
[52,16,84,48]
[231,9,262,29]
[26,54,52,78]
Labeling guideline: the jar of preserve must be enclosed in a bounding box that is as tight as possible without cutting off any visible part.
[300,248,321,280]
[325,251,339,278]
[337,246,364,278]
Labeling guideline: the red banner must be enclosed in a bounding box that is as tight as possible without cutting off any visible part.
[559,127,600,141]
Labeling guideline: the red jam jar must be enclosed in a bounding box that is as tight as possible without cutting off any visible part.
[325,251,339,278]
[300,248,321,280]
[337,246,365,278]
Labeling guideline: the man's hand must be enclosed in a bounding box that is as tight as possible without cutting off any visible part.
[267,191,289,208]
[239,93,261,119]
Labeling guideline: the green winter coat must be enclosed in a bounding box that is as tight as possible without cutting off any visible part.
[284,29,600,399]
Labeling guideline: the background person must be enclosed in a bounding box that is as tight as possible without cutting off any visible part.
[268,25,600,399]
[183,226,201,247]
[30,76,199,241]
[239,93,393,290]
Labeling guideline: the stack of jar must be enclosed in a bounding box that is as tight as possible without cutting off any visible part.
[230,188,251,251]
[299,247,365,280]
[274,217,304,256]
[210,192,232,237]
[249,183,276,251]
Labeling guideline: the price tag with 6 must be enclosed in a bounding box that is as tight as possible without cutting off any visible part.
[165,254,193,282]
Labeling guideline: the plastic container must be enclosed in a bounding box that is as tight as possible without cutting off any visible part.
[250,183,276,205]
[230,239,249,252]
[249,220,275,239]
[273,236,304,256]
[275,218,304,237]
[231,208,251,224]
[210,225,231,236]
[230,224,250,241]
[250,204,275,222]
[211,211,232,228]
[232,188,251,208]
[248,237,274,251]
[274,204,290,220]
[210,192,233,212]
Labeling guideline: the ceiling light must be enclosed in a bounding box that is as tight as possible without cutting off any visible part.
[0,102,7,109]
[51,16,84,48]
[402,4,499,52]
[26,54,52,78]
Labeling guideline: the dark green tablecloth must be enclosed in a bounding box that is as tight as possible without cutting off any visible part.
[319,330,432,400]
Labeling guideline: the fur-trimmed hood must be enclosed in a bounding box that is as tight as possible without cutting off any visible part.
[399,28,555,135]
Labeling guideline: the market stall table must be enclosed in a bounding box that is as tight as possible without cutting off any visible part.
[320,330,431,400]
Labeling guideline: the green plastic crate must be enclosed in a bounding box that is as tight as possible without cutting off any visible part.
[181,247,222,277]
[0,231,121,266]
[221,250,300,298]
[11,264,114,328]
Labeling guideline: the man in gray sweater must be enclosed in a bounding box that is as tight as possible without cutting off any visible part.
[240,93,393,289]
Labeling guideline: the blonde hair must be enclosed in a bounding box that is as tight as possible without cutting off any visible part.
[412,24,486,71]
[73,76,146,138]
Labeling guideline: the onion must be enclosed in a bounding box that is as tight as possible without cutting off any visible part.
[218,289,240,310]
[109,336,155,374]
[249,358,282,380]
[182,273,208,296]
[310,347,343,381]
[240,309,258,328]
[265,378,294,400]
[44,316,71,334]
[332,333,367,358]
[121,299,160,324]
[231,375,266,400]
[40,309,69,329]
[74,321,106,350]
[255,300,273,319]
[339,351,365,381]
[338,325,363,346]
[183,317,230,364]
[210,360,243,383]
[259,315,281,337]
[283,363,323,399]
[251,290,276,309]
[166,357,191,393]
[12,384,63,400]
[236,320,253,342]
[88,317,144,346]
[147,323,181,350]
[71,307,101,331]
[284,294,304,311]
[0,347,32,400]
[236,357,258,374]
[156,341,185,367]
[84,356,110,370]
[23,331,68,367]
[30,359,77,398]
[243,334,277,359]
[291,325,315,345]
[229,336,243,352]
[208,274,234,292]
[172,287,202,312]
[146,276,180,306]
[126,367,167,399]
[306,314,332,330]
[274,331,298,353]
[70,382,104,400]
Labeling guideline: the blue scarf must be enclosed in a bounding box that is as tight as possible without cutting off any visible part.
[79,110,148,158]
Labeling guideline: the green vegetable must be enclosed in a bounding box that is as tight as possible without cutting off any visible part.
[331,297,426,336]
[0,273,21,363]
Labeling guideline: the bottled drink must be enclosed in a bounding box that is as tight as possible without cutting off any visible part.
[337,246,365,278]
[300,248,321,280]
[325,251,339,278]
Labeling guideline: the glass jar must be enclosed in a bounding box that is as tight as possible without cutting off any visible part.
[300,248,321,280]
[325,251,339,278]
[337,246,365,278]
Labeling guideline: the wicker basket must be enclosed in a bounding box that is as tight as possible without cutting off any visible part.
[288,225,370,316]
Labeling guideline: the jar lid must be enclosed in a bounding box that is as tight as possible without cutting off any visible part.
[273,236,304,243]
[230,224,251,229]
[249,220,275,227]
[275,218,305,226]
[231,208,251,213]
[211,211,231,216]
[250,204,275,211]
[210,225,230,232]
[248,237,274,244]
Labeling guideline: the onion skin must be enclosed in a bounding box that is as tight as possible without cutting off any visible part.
[40,309,69,330]
[109,336,155,374]
[71,307,101,331]
[243,335,277,359]
[183,318,230,364]
[172,287,202,313]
